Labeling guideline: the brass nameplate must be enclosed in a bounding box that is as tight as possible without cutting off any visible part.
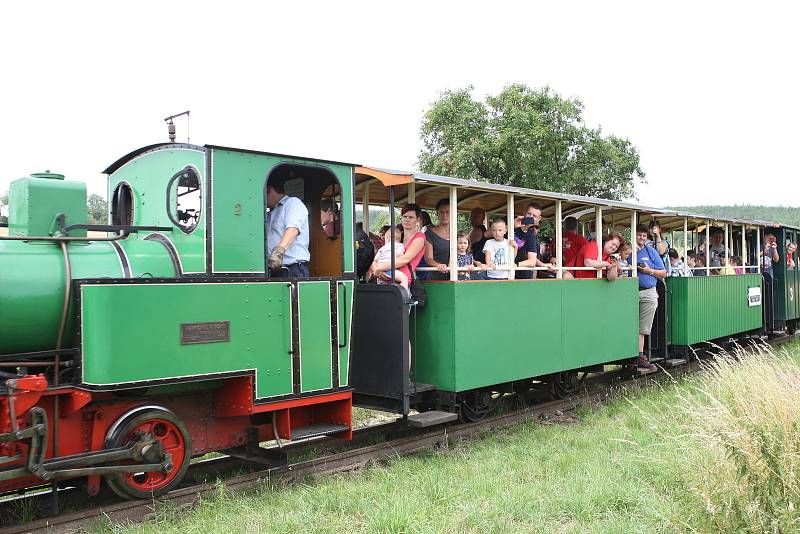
[180,321,230,344]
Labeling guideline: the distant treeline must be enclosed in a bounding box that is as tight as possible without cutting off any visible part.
[667,205,800,227]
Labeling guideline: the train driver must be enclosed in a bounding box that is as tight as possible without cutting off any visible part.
[266,178,310,277]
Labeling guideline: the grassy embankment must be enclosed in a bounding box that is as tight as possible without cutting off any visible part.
[99,341,800,533]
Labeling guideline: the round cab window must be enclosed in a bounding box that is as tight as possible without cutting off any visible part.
[167,166,202,234]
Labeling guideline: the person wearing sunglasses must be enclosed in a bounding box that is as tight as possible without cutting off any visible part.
[514,202,556,279]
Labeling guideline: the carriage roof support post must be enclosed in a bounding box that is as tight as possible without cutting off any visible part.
[705,220,711,275]
[595,206,603,278]
[407,182,415,203]
[724,223,730,271]
[555,200,563,279]
[631,210,638,278]
[507,193,515,280]
[389,186,396,283]
[757,227,762,273]
[362,184,370,233]
[741,224,746,271]
[449,186,458,281]
[683,218,688,261]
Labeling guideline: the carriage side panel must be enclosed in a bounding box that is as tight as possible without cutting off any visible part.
[667,274,763,346]
[414,279,638,393]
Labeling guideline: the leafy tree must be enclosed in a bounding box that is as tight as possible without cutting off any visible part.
[87,194,108,225]
[419,84,645,200]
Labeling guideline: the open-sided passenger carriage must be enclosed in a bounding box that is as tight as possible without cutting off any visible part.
[348,168,793,421]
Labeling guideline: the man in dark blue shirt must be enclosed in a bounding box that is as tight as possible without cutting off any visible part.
[513,202,555,279]
[635,223,667,371]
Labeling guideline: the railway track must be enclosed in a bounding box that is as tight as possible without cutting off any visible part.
[2,335,795,533]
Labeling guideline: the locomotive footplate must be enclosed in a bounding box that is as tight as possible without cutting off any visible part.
[0,408,172,483]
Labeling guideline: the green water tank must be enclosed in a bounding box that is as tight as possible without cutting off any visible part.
[8,171,87,237]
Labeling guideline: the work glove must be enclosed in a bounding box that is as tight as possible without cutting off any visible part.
[268,246,286,270]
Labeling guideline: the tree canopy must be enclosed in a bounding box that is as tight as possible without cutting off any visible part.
[87,194,107,225]
[418,84,645,200]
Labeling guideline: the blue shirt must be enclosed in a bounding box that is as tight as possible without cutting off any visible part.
[266,195,310,266]
[636,245,665,289]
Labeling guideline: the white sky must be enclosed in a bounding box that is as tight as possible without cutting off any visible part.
[1,1,797,210]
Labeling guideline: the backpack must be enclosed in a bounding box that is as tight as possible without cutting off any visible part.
[354,227,375,279]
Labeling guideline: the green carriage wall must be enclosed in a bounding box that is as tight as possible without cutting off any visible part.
[667,275,763,346]
[209,148,354,274]
[413,278,639,393]
[108,147,207,274]
[773,228,800,322]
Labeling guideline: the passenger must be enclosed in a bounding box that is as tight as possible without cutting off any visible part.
[424,198,452,280]
[574,232,623,280]
[731,255,744,274]
[266,179,310,277]
[690,252,707,276]
[456,234,487,280]
[514,202,557,279]
[320,199,340,238]
[719,255,735,275]
[667,249,693,277]
[761,230,780,276]
[562,216,587,276]
[483,219,518,280]
[647,220,671,273]
[708,227,727,267]
[537,238,556,279]
[618,243,633,277]
[369,227,410,291]
[354,222,376,280]
[635,223,667,371]
[371,204,426,286]
[366,224,386,253]
[468,207,489,264]
[586,221,596,241]
[415,212,434,280]
[787,242,797,269]
[419,211,433,234]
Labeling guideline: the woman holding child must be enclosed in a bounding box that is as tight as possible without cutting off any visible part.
[371,204,427,286]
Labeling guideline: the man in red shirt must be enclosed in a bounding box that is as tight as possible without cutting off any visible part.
[562,217,587,276]
[574,232,623,280]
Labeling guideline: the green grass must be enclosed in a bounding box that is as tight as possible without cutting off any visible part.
[96,341,800,534]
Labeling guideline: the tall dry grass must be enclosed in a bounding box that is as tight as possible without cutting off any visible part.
[663,343,800,533]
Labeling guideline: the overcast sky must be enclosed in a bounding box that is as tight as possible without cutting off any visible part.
[1,1,797,210]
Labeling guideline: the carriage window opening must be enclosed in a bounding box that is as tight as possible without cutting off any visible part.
[111,182,133,226]
[167,166,202,234]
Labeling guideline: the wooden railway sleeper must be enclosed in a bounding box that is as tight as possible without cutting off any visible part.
[0,410,172,483]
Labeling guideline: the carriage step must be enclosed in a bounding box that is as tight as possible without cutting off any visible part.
[665,358,687,367]
[411,383,436,394]
[648,357,665,363]
[637,366,659,375]
[291,423,350,441]
[407,411,458,428]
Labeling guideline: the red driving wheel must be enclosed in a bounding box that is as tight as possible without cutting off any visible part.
[104,408,191,499]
